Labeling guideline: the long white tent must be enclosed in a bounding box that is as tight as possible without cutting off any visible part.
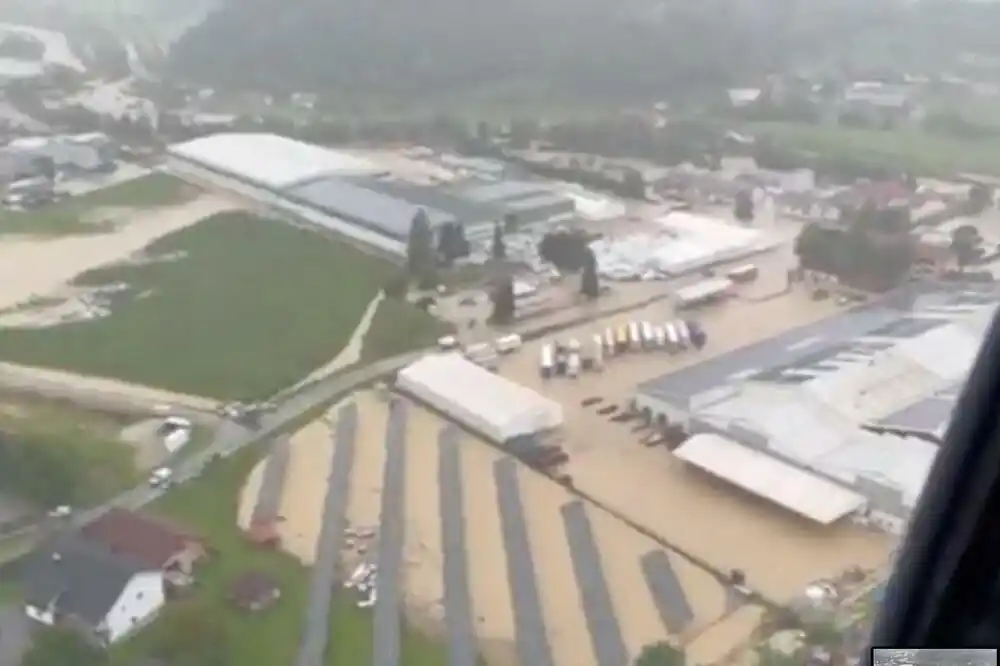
[396,352,563,442]
[674,433,867,525]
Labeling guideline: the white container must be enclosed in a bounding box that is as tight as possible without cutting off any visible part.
[665,322,680,351]
[496,333,523,354]
[654,326,666,348]
[438,335,459,350]
[566,353,581,378]
[603,328,616,355]
[675,320,691,349]
[567,338,581,353]
[641,321,654,348]
[628,322,641,350]
[540,344,554,378]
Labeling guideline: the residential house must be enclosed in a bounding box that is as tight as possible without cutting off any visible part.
[81,508,207,587]
[21,534,165,646]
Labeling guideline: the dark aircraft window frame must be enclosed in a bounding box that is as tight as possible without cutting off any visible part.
[868,303,1000,651]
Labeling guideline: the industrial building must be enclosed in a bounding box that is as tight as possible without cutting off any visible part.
[632,284,999,531]
[0,132,115,180]
[396,352,564,443]
[166,132,576,251]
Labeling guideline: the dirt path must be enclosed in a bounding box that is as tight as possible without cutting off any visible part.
[401,404,447,625]
[461,439,518,664]
[291,291,386,392]
[0,362,220,412]
[344,393,388,558]
[274,417,337,563]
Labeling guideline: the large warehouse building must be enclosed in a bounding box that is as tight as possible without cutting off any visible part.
[396,352,564,443]
[633,284,999,532]
[166,132,576,252]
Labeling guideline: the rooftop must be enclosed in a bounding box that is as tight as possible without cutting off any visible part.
[81,508,201,570]
[22,533,150,627]
[167,133,385,189]
[638,283,1000,513]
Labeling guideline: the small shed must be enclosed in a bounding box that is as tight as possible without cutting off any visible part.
[230,571,281,612]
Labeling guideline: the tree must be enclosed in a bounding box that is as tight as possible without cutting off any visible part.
[503,213,519,234]
[491,222,506,261]
[622,168,646,200]
[437,223,469,265]
[967,183,993,215]
[150,599,231,666]
[951,225,983,272]
[406,209,436,283]
[580,248,600,298]
[489,277,516,325]
[734,190,755,224]
[384,270,409,299]
[635,641,685,666]
[22,628,104,666]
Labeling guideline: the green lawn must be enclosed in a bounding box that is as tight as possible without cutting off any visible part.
[0,395,139,506]
[0,211,447,400]
[746,121,1000,177]
[108,441,447,666]
[0,173,194,236]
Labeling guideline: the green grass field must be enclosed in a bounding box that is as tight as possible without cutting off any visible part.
[747,121,1000,177]
[107,442,448,666]
[0,211,448,400]
[0,173,194,236]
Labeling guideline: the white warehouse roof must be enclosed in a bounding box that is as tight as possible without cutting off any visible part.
[168,133,385,189]
[396,352,563,442]
[674,433,868,524]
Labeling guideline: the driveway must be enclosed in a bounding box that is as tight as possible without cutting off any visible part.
[0,605,32,666]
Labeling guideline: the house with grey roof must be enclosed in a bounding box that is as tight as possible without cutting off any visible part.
[21,533,166,646]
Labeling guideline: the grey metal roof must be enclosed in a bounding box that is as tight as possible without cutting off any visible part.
[876,384,960,434]
[636,284,1000,407]
[22,534,149,627]
[458,180,553,203]
[504,194,575,212]
[351,177,501,225]
[287,176,457,239]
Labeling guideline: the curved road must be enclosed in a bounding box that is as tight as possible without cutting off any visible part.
[68,349,429,527]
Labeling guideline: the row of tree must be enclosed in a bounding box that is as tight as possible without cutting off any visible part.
[794,203,918,292]
[489,231,602,325]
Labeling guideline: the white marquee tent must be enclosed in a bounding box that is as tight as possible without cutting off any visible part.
[396,352,563,442]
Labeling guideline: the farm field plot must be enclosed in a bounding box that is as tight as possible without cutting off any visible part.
[0,173,195,236]
[0,211,446,400]
[247,391,743,666]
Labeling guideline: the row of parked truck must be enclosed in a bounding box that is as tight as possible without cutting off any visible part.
[540,319,707,379]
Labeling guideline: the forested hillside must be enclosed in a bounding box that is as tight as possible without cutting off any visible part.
[165,0,1000,103]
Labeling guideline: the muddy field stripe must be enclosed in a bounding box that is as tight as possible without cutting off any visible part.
[251,435,291,524]
[494,457,554,666]
[640,550,694,634]
[438,427,478,666]
[561,501,629,666]
[294,404,358,666]
[373,399,408,666]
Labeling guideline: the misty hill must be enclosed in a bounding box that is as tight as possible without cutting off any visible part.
[164,0,1000,107]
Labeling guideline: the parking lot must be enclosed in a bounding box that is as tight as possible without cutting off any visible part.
[483,278,895,603]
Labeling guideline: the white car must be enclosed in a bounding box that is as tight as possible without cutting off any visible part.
[149,466,174,488]
[47,505,72,518]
